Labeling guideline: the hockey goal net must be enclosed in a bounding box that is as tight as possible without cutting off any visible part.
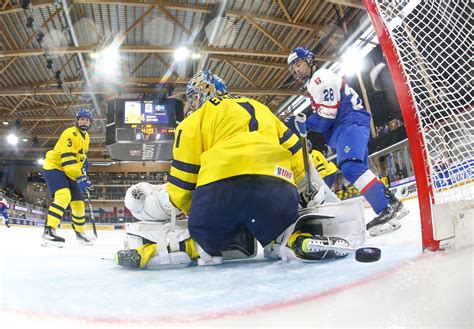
[364,0,473,250]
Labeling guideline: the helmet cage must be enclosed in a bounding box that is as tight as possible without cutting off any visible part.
[185,71,227,111]
[289,56,315,83]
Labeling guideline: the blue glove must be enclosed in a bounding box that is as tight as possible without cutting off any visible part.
[83,159,90,173]
[76,175,93,193]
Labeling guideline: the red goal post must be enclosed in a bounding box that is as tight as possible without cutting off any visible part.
[363,0,473,251]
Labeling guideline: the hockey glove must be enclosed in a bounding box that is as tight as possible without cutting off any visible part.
[76,175,93,193]
[294,113,307,137]
[299,184,326,208]
[83,158,90,174]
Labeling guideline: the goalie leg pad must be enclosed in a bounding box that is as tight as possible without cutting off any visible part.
[123,221,190,266]
[146,252,192,270]
[298,198,366,247]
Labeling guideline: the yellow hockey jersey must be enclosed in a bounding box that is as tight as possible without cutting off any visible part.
[43,126,90,180]
[310,150,337,178]
[167,95,305,214]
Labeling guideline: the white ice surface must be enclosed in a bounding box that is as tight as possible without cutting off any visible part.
[0,197,472,329]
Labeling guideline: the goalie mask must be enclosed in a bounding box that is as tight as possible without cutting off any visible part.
[287,47,317,84]
[76,109,92,132]
[186,70,228,112]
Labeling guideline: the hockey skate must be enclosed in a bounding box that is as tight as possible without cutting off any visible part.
[386,189,409,221]
[114,249,141,268]
[74,230,94,246]
[292,235,350,260]
[5,221,11,228]
[367,190,408,237]
[366,204,402,236]
[41,226,65,248]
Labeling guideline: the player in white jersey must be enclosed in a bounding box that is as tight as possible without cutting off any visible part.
[287,47,408,236]
[0,192,11,228]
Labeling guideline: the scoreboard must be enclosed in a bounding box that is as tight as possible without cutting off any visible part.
[106,98,183,161]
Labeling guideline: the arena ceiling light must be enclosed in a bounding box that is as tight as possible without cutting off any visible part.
[191,52,202,60]
[341,47,364,76]
[173,46,191,62]
[36,158,45,165]
[7,133,19,146]
[91,34,124,81]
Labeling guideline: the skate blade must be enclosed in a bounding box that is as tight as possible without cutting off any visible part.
[369,220,401,237]
[395,208,409,221]
[78,239,93,246]
[87,235,98,242]
[41,239,65,248]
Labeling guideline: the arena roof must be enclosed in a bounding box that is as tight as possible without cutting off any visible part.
[0,0,366,161]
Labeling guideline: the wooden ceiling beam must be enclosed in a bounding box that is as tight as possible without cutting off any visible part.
[8,95,28,116]
[326,0,365,10]
[1,1,344,38]
[0,7,62,75]
[2,115,106,121]
[12,102,91,114]
[0,45,341,61]
[0,86,303,97]
[0,0,50,15]
[277,0,292,23]
[245,16,287,50]
[223,59,258,89]
[0,133,104,139]
[10,146,105,152]
[209,55,287,69]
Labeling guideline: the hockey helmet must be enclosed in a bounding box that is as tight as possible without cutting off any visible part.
[287,47,316,83]
[76,109,92,131]
[186,70,227,111]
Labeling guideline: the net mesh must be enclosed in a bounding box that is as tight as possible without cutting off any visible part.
[375,0,473,206]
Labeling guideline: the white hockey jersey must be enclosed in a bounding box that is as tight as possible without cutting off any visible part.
[305,68,371,148]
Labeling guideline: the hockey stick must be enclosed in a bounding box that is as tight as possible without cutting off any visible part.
[85,189,98,238]
[294,113,317,196]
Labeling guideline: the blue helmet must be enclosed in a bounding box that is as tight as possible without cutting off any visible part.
[76,109,92,131]
[76,109,92,120]
[287,47,316,83]
[186,70,227,111]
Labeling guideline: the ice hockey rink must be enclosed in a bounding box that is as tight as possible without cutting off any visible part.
[0,196,472,329]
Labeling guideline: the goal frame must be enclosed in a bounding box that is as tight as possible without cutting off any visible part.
[363,0,438,250]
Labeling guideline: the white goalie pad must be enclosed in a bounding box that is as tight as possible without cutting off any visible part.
[125,182,177,222]
[265,197,366,261]
[299,197,366,248]
[125,221,190,266]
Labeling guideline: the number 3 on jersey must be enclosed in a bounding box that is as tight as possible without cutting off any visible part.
[238,102,258,132]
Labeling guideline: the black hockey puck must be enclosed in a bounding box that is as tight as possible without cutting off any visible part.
[355,247,381,263]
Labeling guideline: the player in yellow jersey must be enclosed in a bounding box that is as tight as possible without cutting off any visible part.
[307,140,338,189]
[114,71,351,269]
[41,109,94,247]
